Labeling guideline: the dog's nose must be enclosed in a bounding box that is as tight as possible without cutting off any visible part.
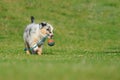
[50,34,54,38]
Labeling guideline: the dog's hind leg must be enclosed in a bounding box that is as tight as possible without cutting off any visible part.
[24,42,31,55]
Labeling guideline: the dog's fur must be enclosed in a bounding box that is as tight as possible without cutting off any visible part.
[23,16,54,55]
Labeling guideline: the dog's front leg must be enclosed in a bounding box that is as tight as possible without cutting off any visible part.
[26,50,30,55]
[37,47,42,55]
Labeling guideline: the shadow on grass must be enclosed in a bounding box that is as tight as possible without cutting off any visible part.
[43,51,55,55]
[103,50,120,53]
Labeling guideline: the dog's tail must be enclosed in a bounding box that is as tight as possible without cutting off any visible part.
[31,16,34,23]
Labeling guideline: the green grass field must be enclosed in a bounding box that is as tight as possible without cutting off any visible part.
[0,0,120,80]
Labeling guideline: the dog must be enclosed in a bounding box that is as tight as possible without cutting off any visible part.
[23,16,54,55]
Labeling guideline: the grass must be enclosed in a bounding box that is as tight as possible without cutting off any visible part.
[0,0,120,80]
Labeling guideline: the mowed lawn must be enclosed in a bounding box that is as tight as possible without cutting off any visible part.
[0,0,120,80]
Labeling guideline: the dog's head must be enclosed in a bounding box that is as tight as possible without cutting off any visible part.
[39,22,54,39]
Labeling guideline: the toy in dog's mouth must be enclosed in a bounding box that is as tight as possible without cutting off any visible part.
[46,34,55,46]
[48,39,55,46]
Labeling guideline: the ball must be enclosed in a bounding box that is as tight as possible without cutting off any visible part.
[48,39,55,46]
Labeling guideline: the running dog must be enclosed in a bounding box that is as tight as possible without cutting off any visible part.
[23,16,54,55]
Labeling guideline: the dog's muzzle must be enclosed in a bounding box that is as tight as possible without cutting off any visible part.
[48,33,54,39]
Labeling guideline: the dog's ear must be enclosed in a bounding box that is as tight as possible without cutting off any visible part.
[40,22,47,27]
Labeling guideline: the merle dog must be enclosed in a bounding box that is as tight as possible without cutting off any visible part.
[23,16,54,55]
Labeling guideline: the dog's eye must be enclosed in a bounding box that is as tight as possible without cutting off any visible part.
[46,29,49,31]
